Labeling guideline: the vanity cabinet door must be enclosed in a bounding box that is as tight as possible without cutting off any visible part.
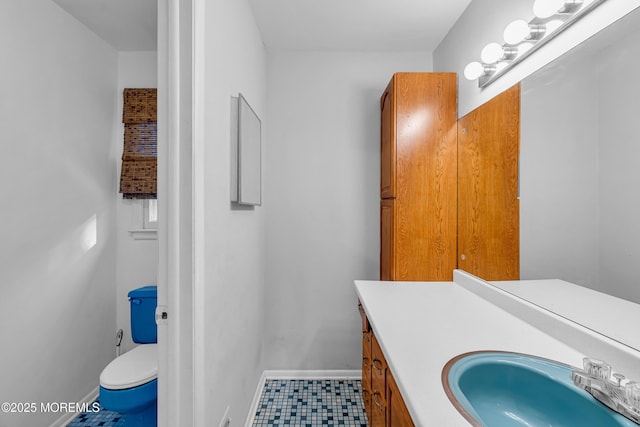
[360,303,373,422]
[371,334,388,426]
[358,309,415,427]
[371,335,387,403]
[371,390,387,427]
[362,386,372,423]
[362,330,372,420]
[387,373,414,427]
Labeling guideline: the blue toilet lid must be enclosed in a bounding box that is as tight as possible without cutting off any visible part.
[100,344,158,390]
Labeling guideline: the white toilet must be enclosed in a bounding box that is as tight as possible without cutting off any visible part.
[99,286,158,427]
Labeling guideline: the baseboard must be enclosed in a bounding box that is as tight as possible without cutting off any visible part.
[50,386,99,427]
[243,370,361,427]
[263,369,362,380]
[243,371,267,427]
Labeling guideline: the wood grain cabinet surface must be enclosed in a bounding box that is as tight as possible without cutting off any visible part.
[380,199,395,281]
[379,74,520,282]
[387,372,414,427]
[457,84,520,281]
[379,72,458,282]
[360,306,415,427]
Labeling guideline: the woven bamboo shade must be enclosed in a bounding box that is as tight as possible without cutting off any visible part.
[120,88,157,199]
[123,123,157,158]
[123,88,157,122]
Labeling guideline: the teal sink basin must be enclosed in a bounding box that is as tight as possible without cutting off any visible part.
[442,351,637,426]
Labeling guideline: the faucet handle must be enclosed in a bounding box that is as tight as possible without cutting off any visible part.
[583,357,612,381]
[626,382,640,407]
[613,373,626,386]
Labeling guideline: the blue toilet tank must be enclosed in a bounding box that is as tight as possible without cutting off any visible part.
[128,286,157,344]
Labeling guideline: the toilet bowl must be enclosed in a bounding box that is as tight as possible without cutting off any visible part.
[100,344,157,425]
[99,286,158,427]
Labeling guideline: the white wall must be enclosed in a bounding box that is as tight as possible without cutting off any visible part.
[199,0,268,424]
[0,1,118,426]
[115,52,159,353]
[434,0,530,115]
[264,52,432,370]
[434,0,640,117]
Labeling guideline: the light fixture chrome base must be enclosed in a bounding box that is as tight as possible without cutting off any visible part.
[477,0,607,88]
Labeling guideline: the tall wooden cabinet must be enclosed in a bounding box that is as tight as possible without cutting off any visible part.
[380,73,458,281]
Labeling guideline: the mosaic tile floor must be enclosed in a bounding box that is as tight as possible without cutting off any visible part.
[67,401,126,427]
[252,379,368,426]
[68,379,366,426]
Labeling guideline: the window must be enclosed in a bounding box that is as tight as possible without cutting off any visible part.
[143,199,158,229]
[119,88,157,199]
[129,200,158,240]
[121,88,158,240]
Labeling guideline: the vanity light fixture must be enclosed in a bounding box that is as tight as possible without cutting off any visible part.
[464,0,607,88]
[463,62,486,80]
[533,0,568,18]
[480,42,503,63]
[545,19,564,33]
[503,19,546,44]
[518,42,535,56]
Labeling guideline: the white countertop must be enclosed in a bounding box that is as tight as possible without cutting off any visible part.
[354,278,590,426]
[490,279,640,352]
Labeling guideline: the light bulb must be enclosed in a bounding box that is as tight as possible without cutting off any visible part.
[504,20,530,44]
[533,0,566,18]
[464,62,485,80]
[481,42,504,64]
[544,19,563,35]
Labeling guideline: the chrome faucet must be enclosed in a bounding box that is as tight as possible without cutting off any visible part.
[572,357,640,424]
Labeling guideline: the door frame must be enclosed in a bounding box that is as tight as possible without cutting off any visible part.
[157,0,205,425]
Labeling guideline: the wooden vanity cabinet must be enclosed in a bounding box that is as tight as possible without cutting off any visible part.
[360,304,414,427]
[387,373,414,427]
[362,335,372,417]
[371,334,388,426]
[359,303,373,418]
[379,72,458,282]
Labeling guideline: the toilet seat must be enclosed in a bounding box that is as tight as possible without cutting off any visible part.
[100,344,158,390]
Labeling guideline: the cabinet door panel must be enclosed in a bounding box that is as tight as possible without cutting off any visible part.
[358,302,370,332]
[381,82,395,199]
[371,335,387,398]
[380,199,395,281]
[362,331,372,396]
[371,358,386,406]
[371,391,387,427]
[363,330,372,360]
[387,372,414,427]
[362,388,372,425]
[458,84,520,280]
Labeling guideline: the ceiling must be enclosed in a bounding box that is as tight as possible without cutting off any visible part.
[51,0,473,52]
[249,0,472,51]
[52,0,157,51]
